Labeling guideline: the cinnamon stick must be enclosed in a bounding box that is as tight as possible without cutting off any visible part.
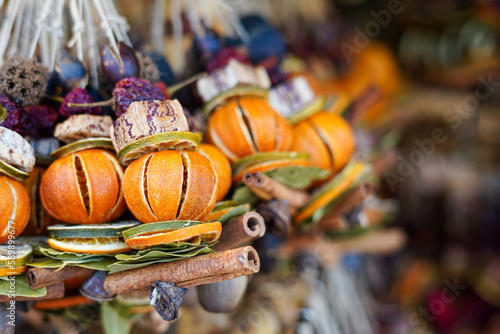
[244,172,310,208]
[103,246,260,294]
[318,181,376,230]
[212,212,266,252]
[27,266,95,290]
[372,149,398,177]
[257,199,292,237]
[0,282,64,302]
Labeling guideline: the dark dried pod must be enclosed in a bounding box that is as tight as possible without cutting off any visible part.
[101,42,139,85]
[80,271,116,302]
[149,281,187,321]
[197,276,248,313]
[55,53,88,89]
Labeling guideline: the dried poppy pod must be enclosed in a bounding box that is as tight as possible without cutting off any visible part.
[291,112,355,172]
[199,144,231,202]
[40,149,127,224]
[0,175,30,243]
[21,166,59,235]
[207,96,293,162]
[123,150,218,224]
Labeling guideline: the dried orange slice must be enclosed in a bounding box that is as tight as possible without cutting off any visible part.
[47,237,130,254]
[232,152,310,184]
[0,265,28,276]
[34,295,94,310]
[294,162,370,225]
[125,222,222,250]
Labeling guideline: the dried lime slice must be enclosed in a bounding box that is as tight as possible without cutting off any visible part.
[0,158,29,181]
[117,131,200,166]
[0,104,7,124]
[288,96,327,125]
[203,86,269,115]
[47,237,130,254]
[50,137,114,159]
[122,220,203,240]
[0,242,33,268]
[48,221,140,239]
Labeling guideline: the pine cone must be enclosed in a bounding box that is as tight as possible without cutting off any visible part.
[0,57,48,106]
[138,53,160,84]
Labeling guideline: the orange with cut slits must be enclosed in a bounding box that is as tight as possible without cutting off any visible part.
[40,149,127,225]
[0,175,30,243]
[199,144,232,202]
[291,112,355,173]
[122,150,218,224]
[207,96,293,162]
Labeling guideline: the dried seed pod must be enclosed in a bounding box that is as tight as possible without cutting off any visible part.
[54,115,113,143]
[0,56,48,106]
[0,126,35,173]
[149,281,187,321]
[197,275,248,313]
[101,42,139,85]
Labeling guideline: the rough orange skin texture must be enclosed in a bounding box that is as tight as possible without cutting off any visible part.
[199,144,231,202]
[291,112,355,173]
[207,96,293,162]
[40,149,127,224]
[0,175,30,243]
[123,150,218,224]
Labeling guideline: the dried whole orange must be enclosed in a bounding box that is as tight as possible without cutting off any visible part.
[0,175,30,243]
[207,96,293,162]
[122,150,218,224]
[291,112,355,172]
[22,166,59,235]
[199,144,231,202]
[40,149,127,225]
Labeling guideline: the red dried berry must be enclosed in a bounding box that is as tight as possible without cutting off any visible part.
[25,105,58,137]
[153,82,169,100]
[113,77,164,117]
[0,95,38,137]
[59,88,103,118]
[206,48,249,72]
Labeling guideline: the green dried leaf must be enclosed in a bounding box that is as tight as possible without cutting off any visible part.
[101,301,131,334]
[265,166,329,189]
[109,246,214,273]
[0,274,47,297]
[217,205,250,225]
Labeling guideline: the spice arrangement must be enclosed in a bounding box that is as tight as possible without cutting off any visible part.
[0,0,498,334]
